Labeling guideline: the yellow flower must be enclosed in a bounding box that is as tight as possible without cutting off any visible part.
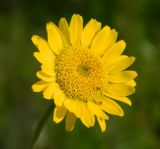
[31,14,137,132]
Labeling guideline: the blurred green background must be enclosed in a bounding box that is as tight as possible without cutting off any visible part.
[0,0,160,148]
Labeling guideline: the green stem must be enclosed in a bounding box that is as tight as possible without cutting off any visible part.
[30,103,54,149]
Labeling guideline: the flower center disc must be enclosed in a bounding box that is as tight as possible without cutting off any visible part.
[55,46,104,101]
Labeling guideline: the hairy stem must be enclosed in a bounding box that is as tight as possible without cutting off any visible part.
[30,103,54,149]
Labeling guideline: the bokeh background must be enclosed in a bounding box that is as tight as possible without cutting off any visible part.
[0,0,160,148]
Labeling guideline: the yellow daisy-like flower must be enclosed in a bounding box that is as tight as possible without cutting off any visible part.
[31,14,137,132]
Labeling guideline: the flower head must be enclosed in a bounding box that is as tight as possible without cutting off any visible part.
[32,14,137,132]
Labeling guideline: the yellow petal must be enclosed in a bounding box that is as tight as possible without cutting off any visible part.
[105,55,128,67]
[84,103,95,127]
[64,99,95,127]
[46,22,64,55]
[43,83,59,100]
[33,52,42,63]
[53,106,67,123]
[126,80,136,87]
[32,36,56,67]
[102,91,132,106]
[33,52,56,68]
[31,35,55,58]
[80,103,89,127]
[106,84,135,97]
[81,19,101,47]
[91,26,117,55]
[100,97,124,116]
[54,89,66,107]
[97,117,106,132]
[80,102,95,127]
[87,101,109,120]
[58,18,70,45]
[64,99,75,113]
[108,71,137,83]
[36,71,56,82]
[74,100,82,118]
[41,65,55,76]
[69,14,83,46]
[108,56,135,73]
[65,112,76,131]
[32,81,48,92]
[104,29,118,52]
[103,40,126,60]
